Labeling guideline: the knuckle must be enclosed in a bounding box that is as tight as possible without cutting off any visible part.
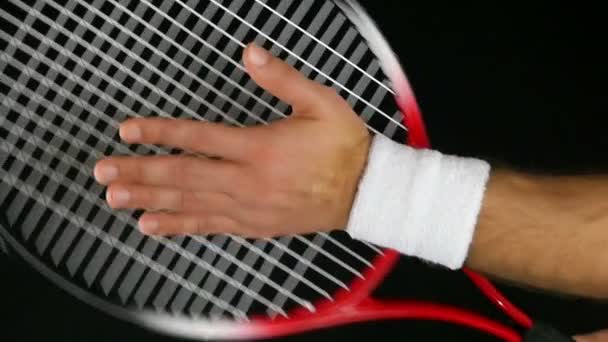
[206,216,236,234]
[187,216,206,235]
[171,190,184,211]
[175,158,198,183]
[168,120,193,146]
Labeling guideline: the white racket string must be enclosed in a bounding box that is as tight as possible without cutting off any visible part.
[21,3,256,126]
[360,239,384,255]
[129,0,381,135]
[293,235,363,278]
[0,19,361,303]
[0,17,158,123]
[73,0,378,261]
[60,5,382,276]
[69,6,388,274]
[95,0,285,120]
[262,237,349,290]
[318,232,374,267]
[250,0,394,95]
[187,235,317,311]
[0,55,323,312]
[173,0,406,130]
[5,1,370,276]
[0,79,162,160]
[1,90,316,314]
[0,65,166,156]
[0,163,247,319]
[0,105,295,317]
[1,10,239,133]
[80,0,389,141]
[0,33,325,310]
[0,91,314,316]
[69,0,284,122]
[109,0,383,139]
[0,0,396,317]
[224,234,334,299]
[102,0,383,141]
[0,27,318,289]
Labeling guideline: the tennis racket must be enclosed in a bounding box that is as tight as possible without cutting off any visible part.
[0,0,572,341]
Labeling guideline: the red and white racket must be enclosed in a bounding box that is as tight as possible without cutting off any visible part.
[0,0,571,341]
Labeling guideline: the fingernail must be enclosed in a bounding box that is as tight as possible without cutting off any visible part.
[107,188,130,206]
[247,43,270,67]
[94,164,118,183]
[119,123,142,142]
[139,217,159,235]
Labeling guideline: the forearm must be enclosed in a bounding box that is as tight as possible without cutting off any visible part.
[467,169,608,298]
[347,135,608,298]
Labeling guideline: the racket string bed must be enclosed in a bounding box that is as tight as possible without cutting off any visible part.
[1,0,390,321]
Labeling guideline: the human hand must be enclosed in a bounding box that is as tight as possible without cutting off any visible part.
[94,43,370,238]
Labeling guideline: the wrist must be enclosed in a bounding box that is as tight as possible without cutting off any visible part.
[346,134,491,269]
[323,130,371,231]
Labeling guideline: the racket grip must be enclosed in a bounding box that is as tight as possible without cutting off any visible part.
[523,322,575,342]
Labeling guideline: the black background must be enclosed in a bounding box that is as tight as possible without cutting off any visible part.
[2,1,608,341]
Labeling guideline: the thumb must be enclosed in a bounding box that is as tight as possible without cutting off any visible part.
[243,43,334,116]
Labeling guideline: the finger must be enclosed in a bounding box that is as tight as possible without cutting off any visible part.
[94,155,240,192]
[138,212,240,236]
[106,184,183,211]
[119,117,258,161]
[106,184,237,214]
[243,43,337,115]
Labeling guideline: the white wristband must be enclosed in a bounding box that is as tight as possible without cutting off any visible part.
[346,134,491,270]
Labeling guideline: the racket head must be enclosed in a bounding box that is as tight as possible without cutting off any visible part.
[0,0,426,339]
